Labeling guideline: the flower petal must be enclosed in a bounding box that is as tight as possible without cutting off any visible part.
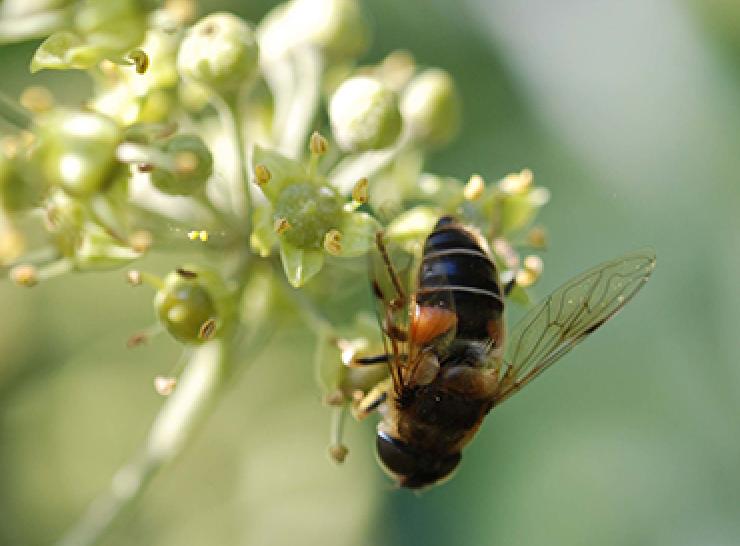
[251,145,307,202]
[279,239,324,287]
[335,211,381,257]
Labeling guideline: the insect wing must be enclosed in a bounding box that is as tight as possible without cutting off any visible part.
[496,249,656,403]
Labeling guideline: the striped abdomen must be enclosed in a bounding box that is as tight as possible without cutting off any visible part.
[416,216,503,345]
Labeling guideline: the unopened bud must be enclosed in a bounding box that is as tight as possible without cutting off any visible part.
[376,50,416,91]
[150,134,212,196]
[499,168,533,195]
[177,12,259,93]
[257,0,369,62]
[464,174,485,201]
[155,265,229,344]
[254,163,271,185]
[400,68,460,149]
[165,0,196,25]
[329,76,402,152]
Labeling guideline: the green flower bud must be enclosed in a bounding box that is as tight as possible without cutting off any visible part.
[400,68,461,149]
[385,206,439,250]
[154,265,233,344]
[258,0,369,61]
[329,76,402,152]
[150,134,213,196]
[91,30,180,125]
[36,109,122,197]
[30,0,148,72]
[177,12,259,94]
[75,0,147,55]
[274,182,342,249]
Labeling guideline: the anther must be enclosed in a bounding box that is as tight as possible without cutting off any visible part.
[310,131,329,155]
[154,376,177,396]
[352,177,369,204]
[464,173,485,201]
[254,164,271,185]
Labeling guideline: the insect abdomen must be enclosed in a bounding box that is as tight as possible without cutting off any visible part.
[416,216,503,343]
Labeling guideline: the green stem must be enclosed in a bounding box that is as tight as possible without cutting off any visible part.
[55,258,275,546]
[193,191,236,231]
[213,91,252,227]
[55,339,230,546]
[276,47,323,160]
[0,91,32,131]
[0,9,69,42]
[328,130,413,195]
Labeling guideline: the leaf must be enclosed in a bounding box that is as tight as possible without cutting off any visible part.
[279,240,324,287]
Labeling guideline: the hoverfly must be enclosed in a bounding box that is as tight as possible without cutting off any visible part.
[350,215,655,489]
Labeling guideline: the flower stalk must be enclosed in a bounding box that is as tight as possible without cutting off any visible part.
[55,339,230,546]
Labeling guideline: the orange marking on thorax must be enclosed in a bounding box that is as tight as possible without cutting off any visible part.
[410,305,458,345]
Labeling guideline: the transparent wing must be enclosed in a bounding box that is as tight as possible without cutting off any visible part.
[495,249,656,403]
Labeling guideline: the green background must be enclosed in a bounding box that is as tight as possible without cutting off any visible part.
[2,1,740,545]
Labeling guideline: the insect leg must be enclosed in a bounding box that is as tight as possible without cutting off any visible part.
[349,353,409,366]
[327,405,349,463]
[352,378,392,420]
[352,354,390,365]
[375,231,407,307]
[503,277,516,296]
[371,278,406,388]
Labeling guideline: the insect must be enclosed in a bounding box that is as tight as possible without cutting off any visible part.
[350,215,656,489]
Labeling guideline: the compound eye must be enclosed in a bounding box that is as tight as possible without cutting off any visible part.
[375,431,419,478]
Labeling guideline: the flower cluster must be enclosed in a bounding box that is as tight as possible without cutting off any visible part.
[0,0,550,476]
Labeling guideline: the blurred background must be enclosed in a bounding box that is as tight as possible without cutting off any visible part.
[2,0,740,545]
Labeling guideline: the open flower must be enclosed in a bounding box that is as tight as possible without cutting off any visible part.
[251,145,379,287]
